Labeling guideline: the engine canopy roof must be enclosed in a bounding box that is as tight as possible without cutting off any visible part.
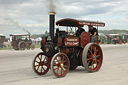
[56,18,105,27]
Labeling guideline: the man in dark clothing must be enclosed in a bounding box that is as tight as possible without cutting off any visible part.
[88,25,98,42]
[76,25,85,37]
[70,25,85,70]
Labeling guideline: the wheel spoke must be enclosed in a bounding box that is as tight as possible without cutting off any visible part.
[95,60,98,67]
[87,54,91,58]
[91,61,94,69]
[35,65,39,67]
[96,54,100,58]
[41,66,45,72]
[63,65,67,68]
[89,48,93,55]
[41,66,43,72]
[55,57,60,63]
[96,50,98,54]
[54,63,58,66]
[95,60,99,68]
[43,56,46,61]
[54,66,59,71]
[94,47,98,55]
[87,57,92,61]
[56,67,59,74]
[40,55,42,61]
[92,64,94,69]
[61,67,65,72]
[63,59,67,63]
[87,61,90,65]
[61,68,63,75]
[45,63,49,67]
[62,56,65,63]
[38,56,41,61]
[37,65,40,71]
[93,47,96,53]
[35,60,39,63]
[96,60,99,63]
[90,62,94,69]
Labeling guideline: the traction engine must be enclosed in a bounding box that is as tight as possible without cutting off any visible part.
[32,12,105,78]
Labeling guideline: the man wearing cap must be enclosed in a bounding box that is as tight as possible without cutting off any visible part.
[88,25,98,42]
[76,25,85,36]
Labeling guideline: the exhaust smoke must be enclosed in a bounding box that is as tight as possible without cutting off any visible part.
[46,0,60,13]
[49,0,56,12]
[4,17,30,35]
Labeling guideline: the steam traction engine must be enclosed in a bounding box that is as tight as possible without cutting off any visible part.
[10,34,35,50]
[33,12,105,78]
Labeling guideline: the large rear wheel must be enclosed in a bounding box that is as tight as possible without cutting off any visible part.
[51,53,70,78]
[33,52,50,75]
[18,41,26,50]
[82,43,103,72]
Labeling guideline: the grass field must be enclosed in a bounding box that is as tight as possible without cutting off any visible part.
[0,44,40,50]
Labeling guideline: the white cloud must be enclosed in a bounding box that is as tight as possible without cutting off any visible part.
[0,0,128,37]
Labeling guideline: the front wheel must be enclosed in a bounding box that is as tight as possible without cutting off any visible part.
[31,44,35,50]
[26,43,31,50]
[32,52,50,75]
[51,53,70,78]
[82,43,103,72]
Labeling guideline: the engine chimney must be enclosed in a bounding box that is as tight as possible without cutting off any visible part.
[49,12,56,40]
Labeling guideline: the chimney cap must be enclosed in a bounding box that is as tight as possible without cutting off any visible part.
[49,12,56,15]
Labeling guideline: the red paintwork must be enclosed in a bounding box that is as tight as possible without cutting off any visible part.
[124,41,126,44]
[56,18,105,27]
[52,53,70,77]
[79,51,83,65]
[60,48,73,54]
[78,21,105,27]
[58,37,62,46]
[120,41,122,44]
[42,37,45,46]
[12,41,18,49]
[81,32,90,48]
[88,44,103,71]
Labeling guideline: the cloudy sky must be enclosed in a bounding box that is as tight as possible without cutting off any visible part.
[0,0,128,37]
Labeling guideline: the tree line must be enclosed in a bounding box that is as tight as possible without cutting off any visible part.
[99,29,128,35]
[31,30,128,38]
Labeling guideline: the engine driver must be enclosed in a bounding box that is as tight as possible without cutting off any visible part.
[88,25,98,42]
[70,25,85,70]
[76,25,85,37]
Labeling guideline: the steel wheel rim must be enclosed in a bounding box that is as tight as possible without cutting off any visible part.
[20,43,25,50]
[82,43,103,72]
[18,41,26,50]
[51,53,70,78]
[33,52,49,75]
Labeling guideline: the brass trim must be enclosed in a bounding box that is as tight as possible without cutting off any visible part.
[49,12,56,15]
